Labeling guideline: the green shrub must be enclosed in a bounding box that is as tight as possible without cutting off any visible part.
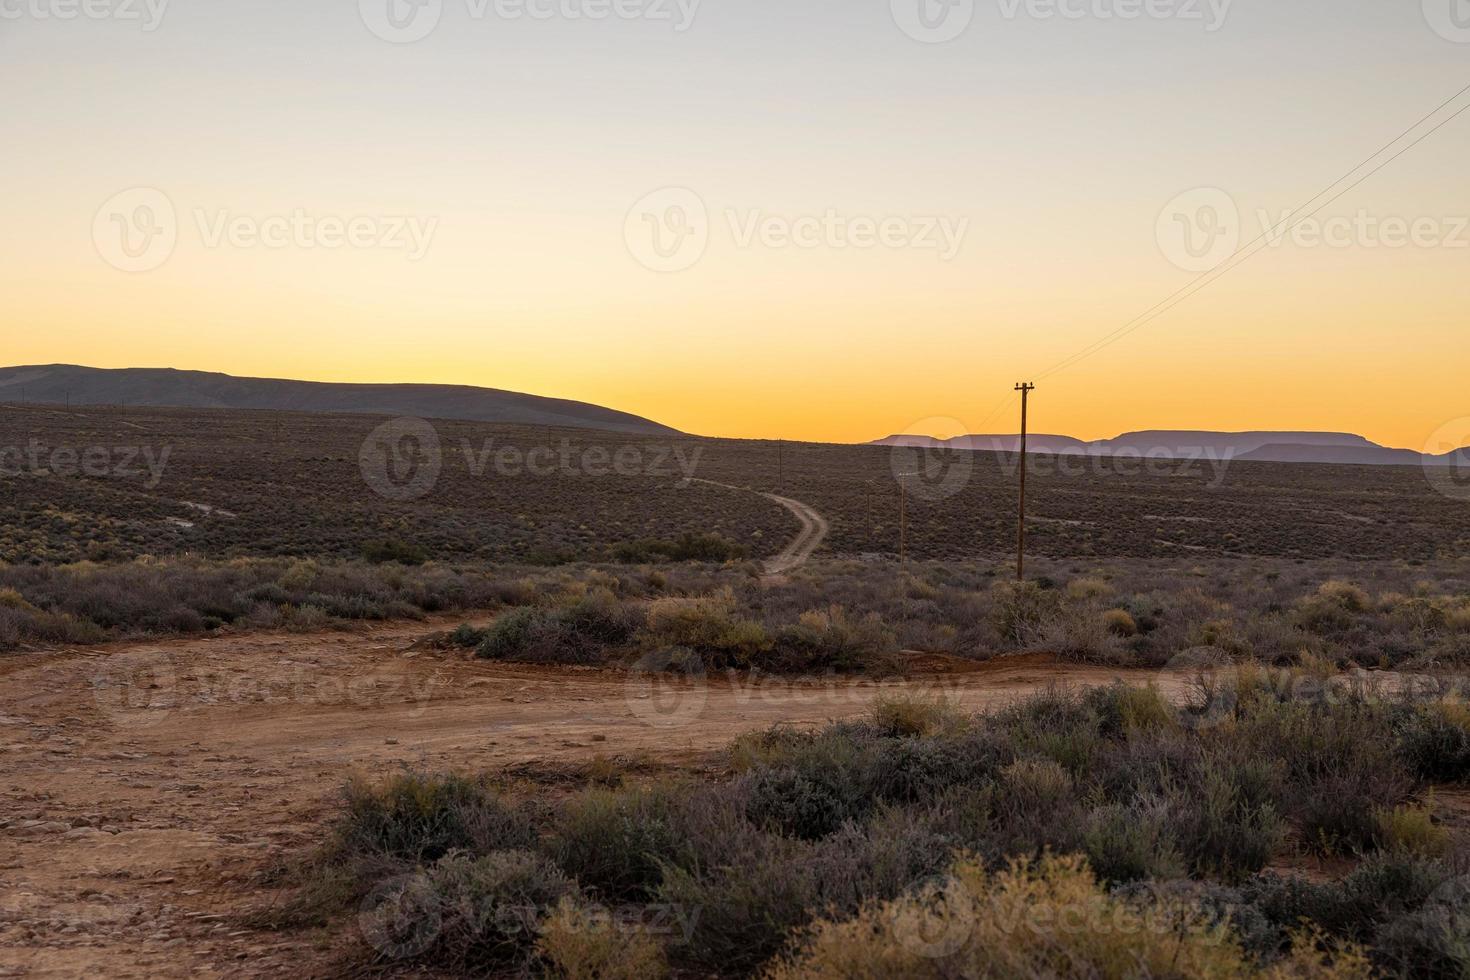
[640,590,769,667]
[333,773,535,865]
[410,850,575,970]
[1082,801,1185,883]
[361,538,428,565]
[550,784,687,900]
[770,606,897,673]
[1397,700,1470,782]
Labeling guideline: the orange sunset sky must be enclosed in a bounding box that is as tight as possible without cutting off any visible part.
[3,2,1467,449]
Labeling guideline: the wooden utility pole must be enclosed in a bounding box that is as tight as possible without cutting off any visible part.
[865,480,873,541]
[1014,383,1035,581]
[899,479,907,566]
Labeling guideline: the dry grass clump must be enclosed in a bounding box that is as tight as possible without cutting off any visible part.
[766,853,1371,980]
[536,897,669,980]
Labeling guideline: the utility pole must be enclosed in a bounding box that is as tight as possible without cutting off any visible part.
[893,473,916,567]
[865,480,873,542]
[1014,382,1035,582]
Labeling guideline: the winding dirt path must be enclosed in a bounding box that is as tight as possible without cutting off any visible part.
[0,620,1166,978]
[690,480,830,574]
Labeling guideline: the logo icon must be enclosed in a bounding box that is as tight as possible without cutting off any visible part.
[360,0,443,43]
[891,0,975,43]
[360,417,443,502]
[358,874,443,960]
[890,418,974,502]
[625,649,709,729]
[624,188,709,273]
[1156,187,1240,273]
[91,650,179,730]
[1424,0,1470,42]
[888,874,976,958]
[93,188,177,273]
[1424,417,1470,502]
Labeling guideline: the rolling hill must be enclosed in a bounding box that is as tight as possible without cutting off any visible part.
[875,429,1464,467]
[0,365,680,435]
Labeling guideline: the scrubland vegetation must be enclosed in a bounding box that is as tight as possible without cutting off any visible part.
[269,675,1470,978]
[4,556,1469,678]
[5,405,1469,566]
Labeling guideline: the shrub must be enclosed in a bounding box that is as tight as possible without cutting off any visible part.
[450,622,487,648]
[409,850,575,970]
[361,538,428,566]
[550,784,687,900]
[766,852,1369,979]
[1082,801,1186,883]
[611,532,747,564]
[641,590,769,667]
[1397,700,1470,782]
[769,606,897,673]
[872,692,963,738]
[742,764,871,841]
[536,897,669,980]
[1168,757,1287,882]
[989,580,1060,646]
[1103,607,1139,637]
[332,773,536,865]
[1372,803,1448,857]
[658,808,945,974]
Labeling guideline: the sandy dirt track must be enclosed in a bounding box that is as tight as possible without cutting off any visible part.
[687,479,830,574]
[0,619,1181,978]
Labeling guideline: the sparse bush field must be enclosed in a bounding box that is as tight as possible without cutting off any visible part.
[288,679,1470,978]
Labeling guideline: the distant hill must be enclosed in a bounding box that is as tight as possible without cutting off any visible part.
[0,365,680,435]
[874,429,1465,468]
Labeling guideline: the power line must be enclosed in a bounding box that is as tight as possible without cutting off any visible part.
[1033,82,1470,383]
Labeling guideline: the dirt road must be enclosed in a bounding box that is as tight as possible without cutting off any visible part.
[689,479,830,574]
[0,620,1174,978]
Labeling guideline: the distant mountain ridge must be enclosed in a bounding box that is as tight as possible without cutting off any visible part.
[0,365,680,435]
[875,429,1465,468]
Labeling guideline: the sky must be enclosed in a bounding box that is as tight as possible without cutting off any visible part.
[2,0,1467,448]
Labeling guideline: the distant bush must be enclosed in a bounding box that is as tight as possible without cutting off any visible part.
[361,538,429,566]
[611,532,747,564]
[640,590,769,668]
[476,590,641,665]
[332,773,536,866]
[769,606,897,673]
